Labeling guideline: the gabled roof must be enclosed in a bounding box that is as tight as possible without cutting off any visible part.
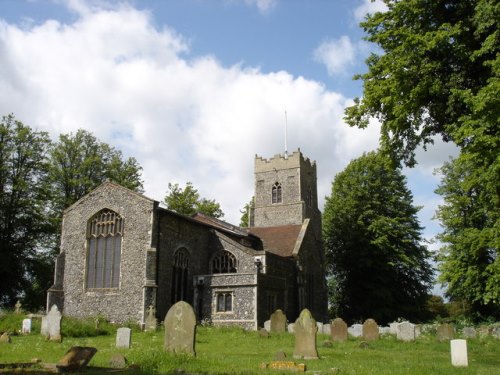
[248,220,309,258]
[191,213,249,237]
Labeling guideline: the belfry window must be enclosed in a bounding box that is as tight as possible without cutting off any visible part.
[86,210,123,289]
[171,247,190,304]
[272,182,282,204]
[211,251,237,273]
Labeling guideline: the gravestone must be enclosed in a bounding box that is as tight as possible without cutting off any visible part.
[330,318,348,342]
[22,318,32,334]
[397,322,415,341]
[362,319,379,341]
[348,324,363,337]
[288,323,295,333]
[450,339,468,367]
[322,323,331,335]
[316,322,324,334]
[164,301,196,356]
[389,322,399,335]
[41,316,49,337]
[144,305,157,332]
[293,309,319,359]
[491,327,500,339]
[264,320,271,332]
[437,323,454,342]
[57,346,97,372]
[46,305,62,342]
[109,353,128,368]
[462,327,476,339]
[270,309,287,333]
[116,328,131,349]
[0,332,11,343]
[379,326,391,335]
[15,300,22,314]
[415,324,422,338]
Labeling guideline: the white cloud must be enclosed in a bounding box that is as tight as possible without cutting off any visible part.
[245,0,278,14]
[313,36,356,77]
[354,0,388,23]
[0,4,381,224]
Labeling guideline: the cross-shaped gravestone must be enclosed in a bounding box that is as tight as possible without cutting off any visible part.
[15,300,22,314]
[145,305,157,331]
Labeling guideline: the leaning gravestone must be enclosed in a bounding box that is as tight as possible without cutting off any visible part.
[330,318,348,342]
[144,305,157,332]
[116,328,131,349]
[270,309,287,333]
[362,319,379,341]
[22,318,32,334]
[164,301,196,356]
[397,321,415,341]
[437,323,455,342]
[450,339,468,367]
[293,309,319,359]
[57,346,97,372]
[46,305,62,342]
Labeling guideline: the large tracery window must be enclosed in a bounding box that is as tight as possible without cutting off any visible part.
[211,251,237,274]
[272,182,282,204]
[171,247,190,304]
[86,210,123,289]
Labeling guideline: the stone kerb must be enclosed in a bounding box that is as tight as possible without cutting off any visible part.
[293,309,319,360]
[330,318,348,342]
[270,309,287,333]
[362,319,379,341]
[164,301,196,356]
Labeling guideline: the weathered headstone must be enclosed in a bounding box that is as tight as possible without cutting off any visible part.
[46,305,62,342]
[41,316,49,337]
[322,323,331,335]
[0,332,11,343]
[379,326,391,335]
[293,309,319,359]
[116,327,131,349]
[389,322,399,335]
[348,324,363,337]
[15,300,22,314]
[397,321,415,341]
[437,323,454,342]
[330,318,348,342]
[450,339,468,367]
[462,327,476,339]
[264,320,271,332]
[362,319,379,341]
[316,322,324,334]
[491,327,500,339]
[270,309,287,333]
[415,324,422,338]
[22,318,32,334]
[57,346,97,372]
[109,353,128,368]
[288,323,295,333]
[164,301,196,356]
[259,328,270,338]
[144,305,157,332]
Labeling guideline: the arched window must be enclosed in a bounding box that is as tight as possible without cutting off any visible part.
[86,210,123,289]
[171,247,190,304]
[211,251,237,274]
[272,182,282,204]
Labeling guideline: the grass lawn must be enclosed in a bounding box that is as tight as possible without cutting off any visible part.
[1,325,499,374]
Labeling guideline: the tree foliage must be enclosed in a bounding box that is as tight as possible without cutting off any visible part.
[239,198,253,227]
[0,115,53,308]
[323,151,432,324]
[345,0,499,319]
[164,182,224,219]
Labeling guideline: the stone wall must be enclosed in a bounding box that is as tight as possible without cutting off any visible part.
[58,182,156,324]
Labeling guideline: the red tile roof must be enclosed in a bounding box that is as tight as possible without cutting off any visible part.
[248,225,303,257]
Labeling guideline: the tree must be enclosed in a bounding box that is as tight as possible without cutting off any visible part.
[0,114,53,308]
[49,129,143,212]
[239,198,254,227]
[164,182,224,219]
[345,0,499,319]
[323,151,432,324]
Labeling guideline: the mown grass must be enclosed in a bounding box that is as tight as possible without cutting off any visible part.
[1,318,499,374]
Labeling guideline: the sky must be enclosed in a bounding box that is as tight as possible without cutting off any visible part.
[0,0,458,290]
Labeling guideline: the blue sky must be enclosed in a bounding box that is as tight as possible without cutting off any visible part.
[0,0,458,292]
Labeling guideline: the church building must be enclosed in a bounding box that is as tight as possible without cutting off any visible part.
[47,149,327,329]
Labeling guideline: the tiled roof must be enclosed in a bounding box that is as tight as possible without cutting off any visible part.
[248,225,303,257]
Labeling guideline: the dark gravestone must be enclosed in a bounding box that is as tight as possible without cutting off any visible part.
[57,346,97,372]
[293,309,319,359]
[164,301,196,356]
[362,319,379,341]
[330,318,348,342]
[270,309,287,333]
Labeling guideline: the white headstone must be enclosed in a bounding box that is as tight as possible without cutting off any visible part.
[41,316,49,337]
[264,320,271,332]
[116,327,132,349]
[389,322,399,335]
[379,326,391,335]
[316,322,324,333]
[451,339,468,367]
[348,324,363,338]
[287,323,295,333]
[46,305,62,342]
[322,323,331,335]
[397,321,415,341]
[22,318,32,334]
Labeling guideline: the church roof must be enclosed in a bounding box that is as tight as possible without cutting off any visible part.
[248,224,305,258]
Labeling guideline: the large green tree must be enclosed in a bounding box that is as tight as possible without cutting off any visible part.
[345,0,499,318]
[0,115,53,308]
[323,151,432,324]
[164,182,224,219]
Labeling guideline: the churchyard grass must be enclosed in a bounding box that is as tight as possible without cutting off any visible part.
[1,323,499,374]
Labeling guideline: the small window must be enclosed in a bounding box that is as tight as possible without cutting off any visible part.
[307,188,313,207]
[216,292,233,312]
[211,251,237,273]
[86,210,123,289]
[272,182,282,204]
